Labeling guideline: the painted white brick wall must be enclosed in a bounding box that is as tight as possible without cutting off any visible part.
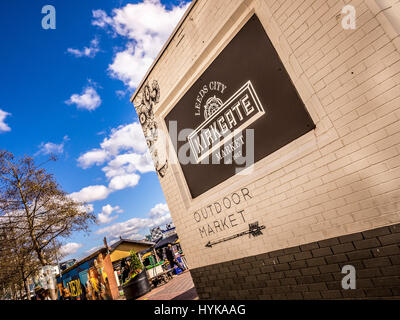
[132,0,400,269]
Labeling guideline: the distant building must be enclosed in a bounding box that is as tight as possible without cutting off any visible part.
[162,223,176,238]
[59,259,76,272]
[150,223,176,242]
[150,227,163,242]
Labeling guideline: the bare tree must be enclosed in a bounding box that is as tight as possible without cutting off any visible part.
[0,218,45,300]
[0,150,95,271]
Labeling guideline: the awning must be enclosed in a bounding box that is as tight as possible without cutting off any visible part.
[141,252,153,259]
[138,247,153,255]
[155,234,179,249]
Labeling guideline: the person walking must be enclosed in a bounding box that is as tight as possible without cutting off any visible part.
[165,244,185,273]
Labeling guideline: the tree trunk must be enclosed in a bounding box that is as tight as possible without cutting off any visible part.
[16,179,48,267]
[18,282,24,300]
[23,279,31,300]
[20,267,31,300]
[34,246,48,266]
[12,284,17,300]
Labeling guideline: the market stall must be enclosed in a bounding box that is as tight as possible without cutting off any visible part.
[140,249,172,287]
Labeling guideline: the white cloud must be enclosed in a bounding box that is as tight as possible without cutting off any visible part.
[77,148,109,169]
[97,204,122,224]
[96,203,171,240]
[37,142,64,155]
[101,122,148,155]
[69,171,143,204]
[67,38,100,58]
[74,122,154,201]
[102,152,154,178]
[36,136,69,156]
[69,171,144,203]
[0,109,11,133]
[108,44,155,89]
[70,185,111,203]
[66,86,101,111]
[92,0,190,88]
[149,203,169,218]
[77,122,148,169]
[108,173,140,191]
[60,242,83,257]
[92,9,113,28]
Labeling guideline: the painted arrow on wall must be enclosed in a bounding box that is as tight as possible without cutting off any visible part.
[205,221,266,248]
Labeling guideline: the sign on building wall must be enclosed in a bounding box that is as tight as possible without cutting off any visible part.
[165,14,315,198]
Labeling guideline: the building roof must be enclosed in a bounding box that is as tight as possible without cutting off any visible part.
[155,234,179,249]
[109,238,155,252]
[59,258,76,265]
[138,247,154,255]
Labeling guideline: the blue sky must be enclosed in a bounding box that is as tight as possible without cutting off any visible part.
[0,0,191,260]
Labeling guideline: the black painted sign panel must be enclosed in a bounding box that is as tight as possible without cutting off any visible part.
[165,14,315,198]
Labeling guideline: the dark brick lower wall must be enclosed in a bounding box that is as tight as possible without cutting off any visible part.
[190,224,400,299]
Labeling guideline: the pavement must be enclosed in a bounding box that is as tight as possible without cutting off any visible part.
[137,270,199,300]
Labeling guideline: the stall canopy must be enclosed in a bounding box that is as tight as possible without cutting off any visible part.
[154,234,179,249]
[141,252,153,259]
[138,247,153,256]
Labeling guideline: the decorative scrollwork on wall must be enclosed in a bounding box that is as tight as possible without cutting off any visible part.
[135,80,168,178]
